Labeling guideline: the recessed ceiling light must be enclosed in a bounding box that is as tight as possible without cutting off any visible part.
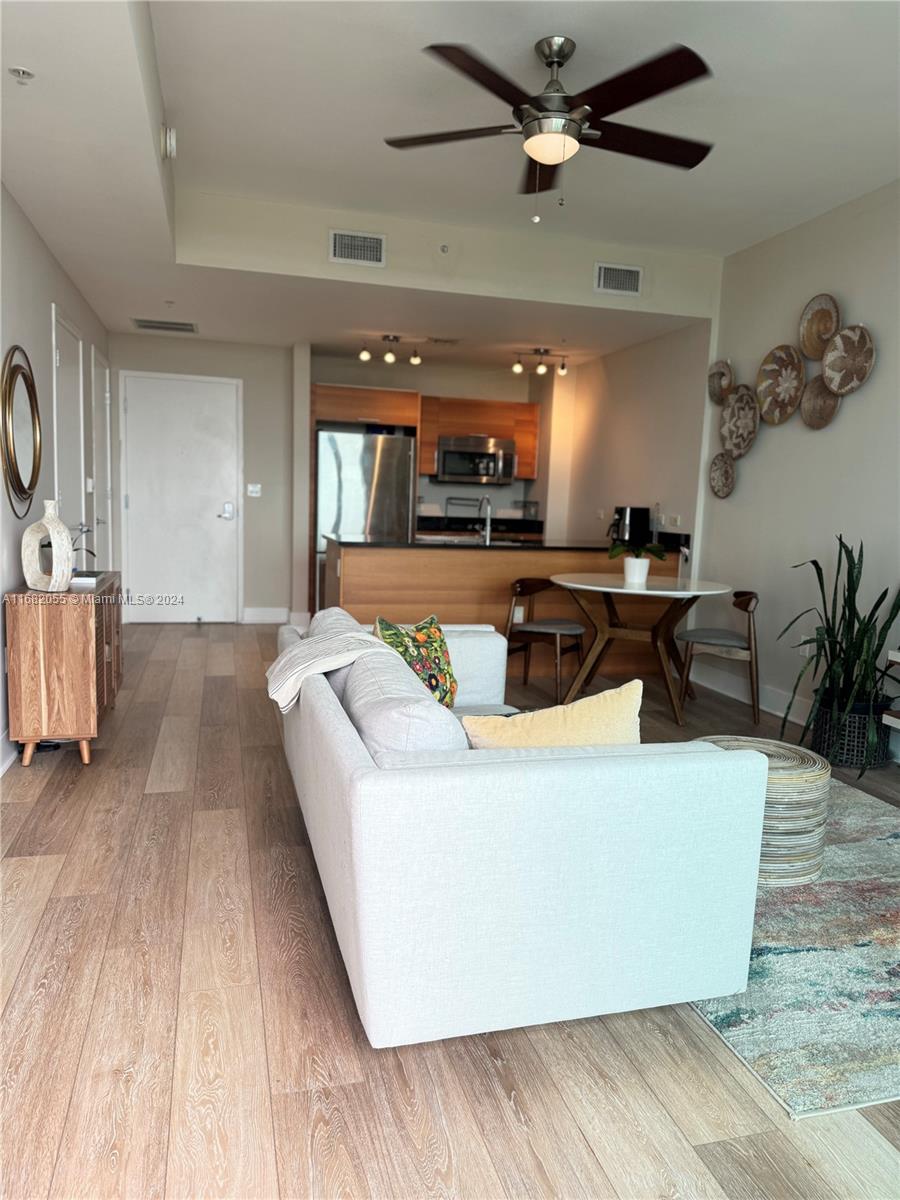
[8,67,34,86]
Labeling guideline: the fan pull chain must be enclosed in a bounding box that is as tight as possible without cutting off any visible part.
[531,163,541,223]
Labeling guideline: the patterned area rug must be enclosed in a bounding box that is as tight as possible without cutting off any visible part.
[694,778,900,1118]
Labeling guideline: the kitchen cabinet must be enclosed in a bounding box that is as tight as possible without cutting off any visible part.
[418,396,539,479]
[311,384,419,427]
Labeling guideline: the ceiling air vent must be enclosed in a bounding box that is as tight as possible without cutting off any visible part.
[329,229,386,267]
[132,318,197,334]
[594,262,643,297]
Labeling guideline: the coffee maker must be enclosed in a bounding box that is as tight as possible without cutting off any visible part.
[607,505,652,547]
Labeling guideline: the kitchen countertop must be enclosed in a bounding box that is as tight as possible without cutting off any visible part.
[326,535,615,551]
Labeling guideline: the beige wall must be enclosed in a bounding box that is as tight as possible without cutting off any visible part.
[1,187,109,763]
[695,182,900,721]
[108,334,295,615]
[566,321,712,544]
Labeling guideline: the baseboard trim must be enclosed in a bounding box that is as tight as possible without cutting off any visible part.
[690,659,811,727]
[242,607,289,624]
[1,731,18,776]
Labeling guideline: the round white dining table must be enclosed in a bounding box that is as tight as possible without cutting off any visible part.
[549,573,732,725]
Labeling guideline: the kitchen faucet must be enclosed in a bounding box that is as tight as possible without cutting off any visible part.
[479,494,492,547]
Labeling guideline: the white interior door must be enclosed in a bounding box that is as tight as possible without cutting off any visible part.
[122,372,241,624]
[91,350,112,569]
[53,310,86,562]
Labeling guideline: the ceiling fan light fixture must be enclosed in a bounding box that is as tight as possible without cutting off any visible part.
[522,117,582,165]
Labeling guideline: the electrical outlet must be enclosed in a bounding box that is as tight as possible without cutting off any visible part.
[672,514,682,528]
[513,604,525,624]
[659,513,667,527]
[596,508,605,520]
[246,483,262,497]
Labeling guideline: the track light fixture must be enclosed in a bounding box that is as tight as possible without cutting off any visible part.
[382,334,400,363]
[511,348,570,375]
[358,345,372,362]
[409,348,422,366]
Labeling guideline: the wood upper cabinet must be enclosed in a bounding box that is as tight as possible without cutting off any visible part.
[418,396,540,479]
[311,384,419,427]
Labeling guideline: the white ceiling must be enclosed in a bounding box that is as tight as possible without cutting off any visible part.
[152,0,900,255]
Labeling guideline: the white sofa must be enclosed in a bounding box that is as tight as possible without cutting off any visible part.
[276,611,768,1048]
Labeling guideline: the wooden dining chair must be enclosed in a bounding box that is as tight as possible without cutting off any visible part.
[676,590,760,724]
[505,578,586,705]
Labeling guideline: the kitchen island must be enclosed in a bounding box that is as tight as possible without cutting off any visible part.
[322,536,684,678]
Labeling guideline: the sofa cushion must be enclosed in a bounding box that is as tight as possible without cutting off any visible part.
[343,650,468,762]
[462,680,642,749]
[307,607,364,700]
[374,614,458,708]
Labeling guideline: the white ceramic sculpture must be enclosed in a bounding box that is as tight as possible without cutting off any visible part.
[21,498,74,591]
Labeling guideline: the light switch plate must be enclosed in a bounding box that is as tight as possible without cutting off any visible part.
[246,483,262,497]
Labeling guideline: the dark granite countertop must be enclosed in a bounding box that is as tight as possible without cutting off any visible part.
[327,530,690,552]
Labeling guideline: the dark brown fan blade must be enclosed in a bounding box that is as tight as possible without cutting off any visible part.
[426,44,530,109]
[585,120,712,168]
[518,158,560,194]
[385,125,516,149]
[570,45,711,119]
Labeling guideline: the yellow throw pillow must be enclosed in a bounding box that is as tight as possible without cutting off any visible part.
[462,680,642,749]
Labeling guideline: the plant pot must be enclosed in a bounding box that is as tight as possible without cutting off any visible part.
[623,556,651,586]
[811,697,892,769]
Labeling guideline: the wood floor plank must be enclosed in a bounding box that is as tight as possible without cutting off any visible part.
[0,894,115,1199]
[108,792,192,951]
[448,1027,617,1199]
[176,634,209,672]
[92,685,136,750]
[778,1110,900,1200]
[235,647,267,690]
[256,627,278,666]
[862,1100,900,1152]
[149,627,186,662]
[1,800,34,857]
[194,724,245,810]
[206,640,236,677]
[201,674,239,727]
[52,767,145,897]
[603,1005,773,1145]
[165,984,278,1200]
[105,699,167,771]
[528,1019,727,1200]
[0,747,62,804]
[181,807,257,992]
[696,1131,840,1200]
[145,714,200,795]
[134,659,177,704]
[164,667,206,720]
[6,750,94,857]
[1,853,66,1009]
[237,687,281,748]
[251,842,364,1093]
[49,942,180,1200]
[243,744,307,854]
[272,1083,398,1200]
[371,1042,507,1199]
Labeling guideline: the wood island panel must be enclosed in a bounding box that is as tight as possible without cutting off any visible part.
[323,542,681,678]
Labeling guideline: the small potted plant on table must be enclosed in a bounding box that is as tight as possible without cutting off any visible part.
[780,535,899,772]
[608,540,666,586]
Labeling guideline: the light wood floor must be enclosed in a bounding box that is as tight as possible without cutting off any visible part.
[2,622,898,1200]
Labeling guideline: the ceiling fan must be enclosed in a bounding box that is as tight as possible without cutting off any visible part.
[385,37,713,194]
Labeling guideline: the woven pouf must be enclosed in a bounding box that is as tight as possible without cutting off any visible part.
[698,736,832,887]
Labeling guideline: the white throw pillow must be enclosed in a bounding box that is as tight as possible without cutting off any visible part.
[343,651,468,762]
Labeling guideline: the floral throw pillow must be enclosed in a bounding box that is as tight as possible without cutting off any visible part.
[374,614,458,708]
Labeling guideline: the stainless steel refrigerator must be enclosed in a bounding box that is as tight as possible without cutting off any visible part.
[315,428,416,608]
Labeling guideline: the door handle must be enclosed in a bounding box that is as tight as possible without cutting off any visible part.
[217,501,236,520]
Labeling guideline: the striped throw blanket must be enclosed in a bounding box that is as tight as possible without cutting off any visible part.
[266,629,393,713]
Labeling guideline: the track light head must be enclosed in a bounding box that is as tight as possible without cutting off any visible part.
[358,346,372,362]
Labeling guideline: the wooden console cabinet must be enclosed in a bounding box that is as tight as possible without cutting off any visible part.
[4,571,123,765]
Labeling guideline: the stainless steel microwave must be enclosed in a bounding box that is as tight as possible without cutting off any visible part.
[436,436,516,484]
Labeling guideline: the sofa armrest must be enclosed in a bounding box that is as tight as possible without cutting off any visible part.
[443,628,508,707]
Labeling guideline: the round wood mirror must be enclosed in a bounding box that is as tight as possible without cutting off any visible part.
[1,345,42,518]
